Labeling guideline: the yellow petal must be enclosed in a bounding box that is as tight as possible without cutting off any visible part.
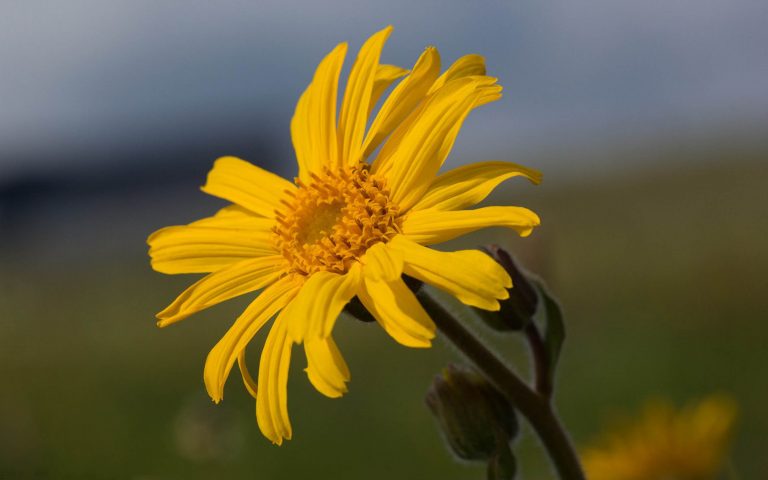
[237,347,258,399]
[156,255,287,327]
[362,47,441,159]
[358,276,435,348]
[304,336,350,398]
[389,236,510,311]
[203,275,301,404]
[188,204,266,228]
[291,42,348,180]
[411,161,542,212]
[428,54,486,94]
[256,313,293,444]
[148,218,277,275]
[361,241,403,282]
[291,88,313,180]
[201,156,295,217]
[338,25,392,166]
[372,76,502,212]
[283,263,361,343]
[369,64,409,116]
[403,206,541,245]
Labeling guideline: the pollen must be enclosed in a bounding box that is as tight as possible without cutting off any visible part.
[274,163,402,275]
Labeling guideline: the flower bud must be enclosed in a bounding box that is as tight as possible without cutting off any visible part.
[425,364,518,462]
[475,245,538,331]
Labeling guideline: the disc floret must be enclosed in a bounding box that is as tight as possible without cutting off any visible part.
[274,164,402,275]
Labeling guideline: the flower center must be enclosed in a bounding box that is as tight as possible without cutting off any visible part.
[274,164,402,275]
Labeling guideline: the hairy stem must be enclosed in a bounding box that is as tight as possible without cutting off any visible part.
[524,322,552,397]
[418,291,585,480]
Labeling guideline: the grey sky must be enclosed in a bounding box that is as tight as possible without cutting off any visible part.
[1,0,766,180]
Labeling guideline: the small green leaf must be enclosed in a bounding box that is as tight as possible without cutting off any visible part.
[534,281,565,388]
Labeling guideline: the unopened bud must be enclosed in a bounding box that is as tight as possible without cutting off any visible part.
[475,245,538,331]
[425,364,518,462]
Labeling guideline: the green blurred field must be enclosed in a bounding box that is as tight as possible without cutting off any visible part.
[2,152,766,479]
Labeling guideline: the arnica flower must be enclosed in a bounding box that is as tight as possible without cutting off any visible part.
[148,26,541,445]
[581,395,738,480]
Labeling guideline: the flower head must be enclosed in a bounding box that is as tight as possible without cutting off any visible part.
[148,26,541,444]
[582,395,738,480]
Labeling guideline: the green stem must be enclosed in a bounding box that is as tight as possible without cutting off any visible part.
[524,322,552,398]
[418,291,585,480]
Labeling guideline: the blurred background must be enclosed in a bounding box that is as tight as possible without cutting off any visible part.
[1,1,766,478]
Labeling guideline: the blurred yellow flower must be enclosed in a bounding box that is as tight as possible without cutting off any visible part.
[148,26,540,444]
[582,395,738,480]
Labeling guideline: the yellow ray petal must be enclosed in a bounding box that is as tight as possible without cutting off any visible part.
[188,204,267,228]
[402,206,541,245]
[358,276,435,348]
[256,313,293,445]
[389,236,511,311]
[237,347,258,399]
[369,64,409,116]
[283,263,361,343]
[362,47,441,159]
[338,26,392,166]
[148,220,278,275]
[291,88,312,179]
[203,275,301,404]
[372,76,502,212]
[428,54,486,94]
[156,255,287,327]
[411,161,542,212]
[361,241,403,282]
[304,336,350,398]
[291,42,348,180]
[201,156,295,217]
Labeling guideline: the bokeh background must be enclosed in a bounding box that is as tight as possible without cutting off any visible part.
[2,1,766,478]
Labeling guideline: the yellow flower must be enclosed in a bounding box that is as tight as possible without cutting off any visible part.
[148,26,541,445]
[582,395,738,480]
